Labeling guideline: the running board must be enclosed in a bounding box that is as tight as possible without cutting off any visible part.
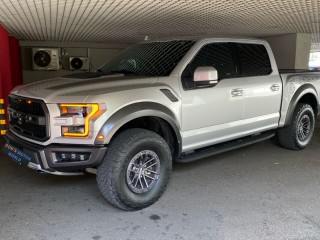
[176,131,275,163]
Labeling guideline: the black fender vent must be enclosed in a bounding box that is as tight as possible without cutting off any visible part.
[160,89,178,102]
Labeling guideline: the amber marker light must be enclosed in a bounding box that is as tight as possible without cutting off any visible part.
[27,100,32,104]
[98,135,104,140]
[61,106,68,115]
[60,103,99,137]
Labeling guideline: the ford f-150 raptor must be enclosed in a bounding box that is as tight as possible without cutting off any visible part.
[3,37,320,210]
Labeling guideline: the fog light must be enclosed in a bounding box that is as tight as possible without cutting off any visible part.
[60,153,70,161]
[55,152,91,163]
[70,153,77,161]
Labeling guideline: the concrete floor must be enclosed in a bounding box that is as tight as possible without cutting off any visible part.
[1,124,320,240]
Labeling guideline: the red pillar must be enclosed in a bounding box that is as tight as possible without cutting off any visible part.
[0,74,2,99]
[0,25,23,129]
[0,24,12,105]
[9,36,23,88]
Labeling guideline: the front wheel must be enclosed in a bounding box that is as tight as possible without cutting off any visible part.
[97,128,172,211]
[277,103,315,150]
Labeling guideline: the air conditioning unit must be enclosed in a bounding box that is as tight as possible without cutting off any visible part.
[32,48,59,71]
[69,57,89,71]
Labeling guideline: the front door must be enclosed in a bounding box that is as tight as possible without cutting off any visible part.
[180,43,245,152]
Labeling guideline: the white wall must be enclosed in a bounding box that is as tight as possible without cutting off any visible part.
[20,41,131,84]
[295,33,312,69]
[264,34,297,69]
[264,33,311,69]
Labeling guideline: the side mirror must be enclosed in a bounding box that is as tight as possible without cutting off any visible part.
[193,66,218,87]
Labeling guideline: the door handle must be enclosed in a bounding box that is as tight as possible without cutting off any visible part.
[231,88,243,97]
[270,84,280,92]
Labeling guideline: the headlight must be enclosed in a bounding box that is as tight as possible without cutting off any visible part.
[59,104,99,137]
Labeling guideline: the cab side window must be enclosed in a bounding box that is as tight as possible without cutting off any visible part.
[182,43,236,89]
[235,43,272,77]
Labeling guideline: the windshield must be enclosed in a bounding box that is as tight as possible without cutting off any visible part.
[99,40,195,76]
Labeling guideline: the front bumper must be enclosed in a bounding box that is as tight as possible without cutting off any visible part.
[3,130,107,175]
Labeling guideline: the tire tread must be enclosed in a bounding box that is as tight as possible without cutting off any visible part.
[277,103,314,150]
[97,128,171,211]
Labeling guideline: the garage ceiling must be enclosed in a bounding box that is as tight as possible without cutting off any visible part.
[0,0,319,51]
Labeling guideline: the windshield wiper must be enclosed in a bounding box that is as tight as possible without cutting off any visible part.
[110,70,139,75]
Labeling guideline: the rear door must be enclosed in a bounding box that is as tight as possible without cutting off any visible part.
[234,43,282,133]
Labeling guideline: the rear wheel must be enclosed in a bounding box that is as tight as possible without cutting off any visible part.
[97,128,172,211]
[277,103,315,150]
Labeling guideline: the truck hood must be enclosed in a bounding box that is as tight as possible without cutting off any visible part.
[11,74,158,103]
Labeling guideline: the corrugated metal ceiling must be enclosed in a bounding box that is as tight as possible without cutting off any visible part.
[0,0,319,51]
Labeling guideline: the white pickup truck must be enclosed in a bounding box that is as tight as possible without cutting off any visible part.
[3,37,320,210]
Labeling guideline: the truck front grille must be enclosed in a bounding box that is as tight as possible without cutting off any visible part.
[8,95,49,142]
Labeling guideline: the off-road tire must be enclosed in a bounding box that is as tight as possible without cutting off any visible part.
[277,103,315,150]
[97,128,172,211]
